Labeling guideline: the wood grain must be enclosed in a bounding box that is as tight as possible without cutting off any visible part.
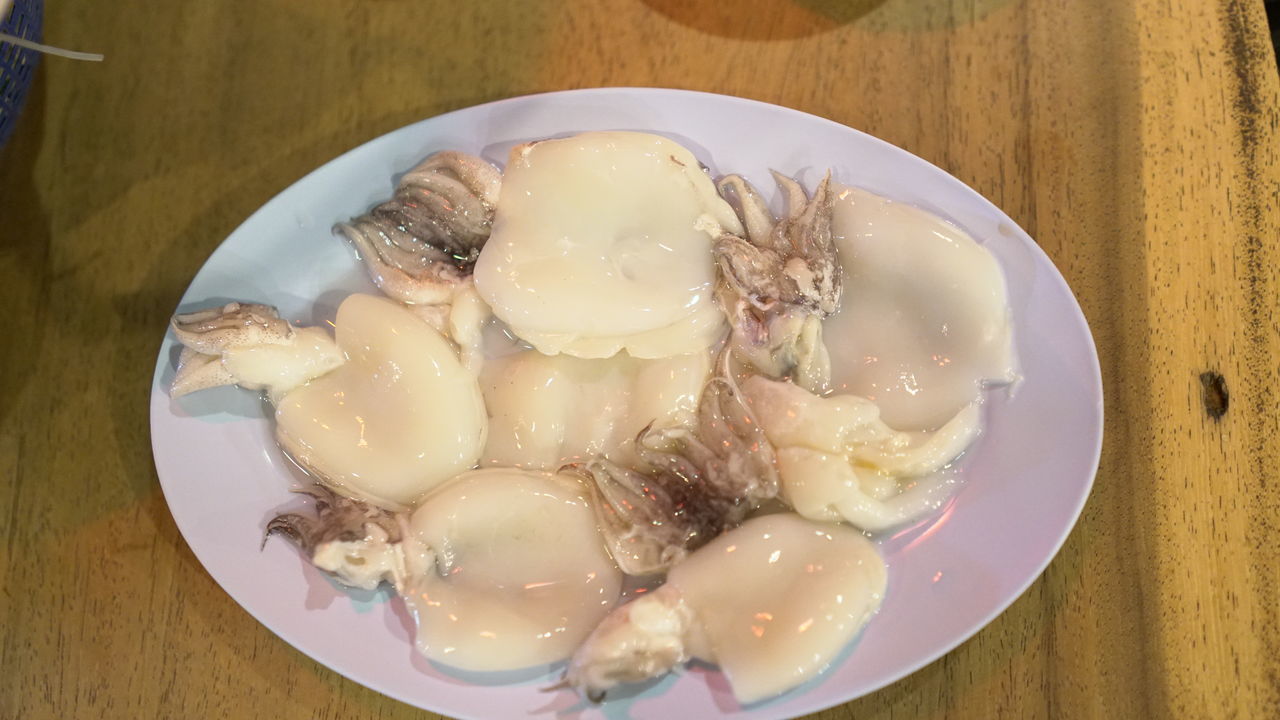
[1,0,1277,718]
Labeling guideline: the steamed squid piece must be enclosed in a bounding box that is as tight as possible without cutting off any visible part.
[334,150,503,373]
[276,294,486,508]
[572,377,780,576]
[566,513,886,704]
[337,151,502,306]
[824,186,1017,430]
[479,349,710,471]
[473,131,744,359]
[721,185,1018,531]
[268,469,623,671]
[713,171,842,393]
[170,293,487,509]
[170,302,344,402]
[743,375,980,531]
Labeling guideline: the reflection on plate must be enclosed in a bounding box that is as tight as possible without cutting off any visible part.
[149,88,1102,720]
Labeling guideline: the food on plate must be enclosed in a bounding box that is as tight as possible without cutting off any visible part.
[275,294,487,509]
[473,131,743,359]
[572,375,779,576]
[169,128,1018,706]
[170,294,487,510]
[267,469,623,671]
[714,172,841,393]
[479,349,710,471]
[169,302,344,402]
[824,187,1017,430]
[565,513,886,704]
[336,151,502,305]
[744,375,980,530]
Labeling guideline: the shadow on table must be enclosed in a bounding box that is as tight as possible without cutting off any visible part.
[642,0,1015,39]
[0,69,50,430]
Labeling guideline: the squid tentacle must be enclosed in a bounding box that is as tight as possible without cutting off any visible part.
[575,373,780,576]
[264,484,403,556]
[171,302,293,355]
[716,174,776,248]
[337,150,502,305]
[713,171,840,391]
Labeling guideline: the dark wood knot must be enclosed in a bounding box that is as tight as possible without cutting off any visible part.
[1198,371,1229,420]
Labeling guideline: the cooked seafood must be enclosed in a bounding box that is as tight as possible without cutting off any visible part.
[743,375,980,530]
[336,151,502,305]
[170,302,344,402]
[714,172,840,392]
[275,294,486,510]
[564,513,886,703]
[263,483,406,589]
[571,371,778,576]
[268,470,623,671]
[169,130,1021,704]
[825,186,1017,430]
[473,132,744,359]
[480,349,710,471]
[171,294,488,510]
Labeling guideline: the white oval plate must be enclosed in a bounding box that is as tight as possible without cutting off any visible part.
[150,88,1103,720]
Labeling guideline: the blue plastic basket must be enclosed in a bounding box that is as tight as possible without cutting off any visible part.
[0,0,42,148]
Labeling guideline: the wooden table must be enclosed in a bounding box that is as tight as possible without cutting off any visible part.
[2,1,1277,718]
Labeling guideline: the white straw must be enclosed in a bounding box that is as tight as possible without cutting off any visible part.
[0,32,103,61]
